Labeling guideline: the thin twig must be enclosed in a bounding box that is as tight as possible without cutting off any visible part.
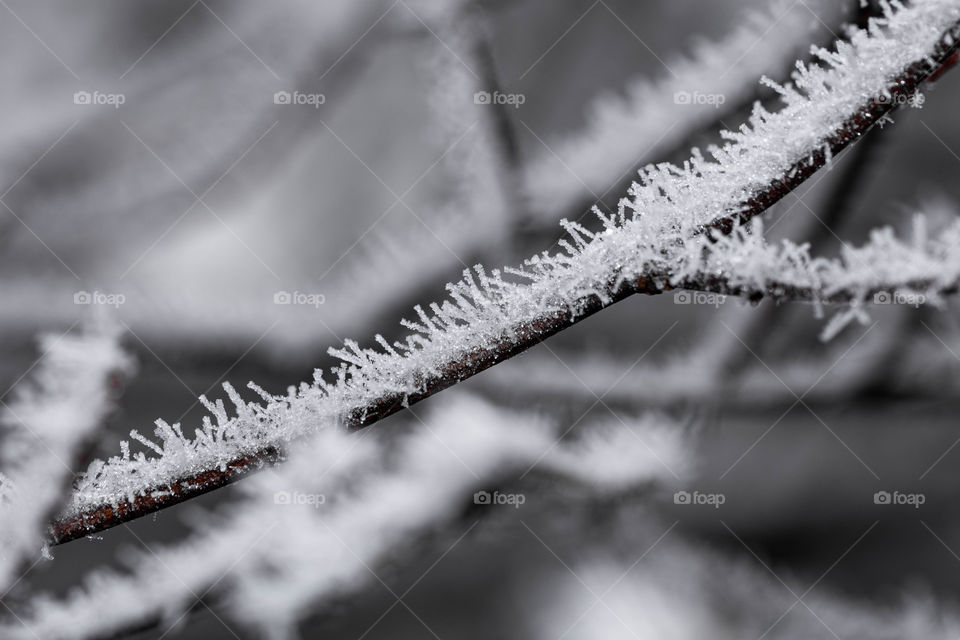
[719,124,886,380]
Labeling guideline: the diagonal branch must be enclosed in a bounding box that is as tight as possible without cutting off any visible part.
[12,398,684,640]
[49,1,960,545]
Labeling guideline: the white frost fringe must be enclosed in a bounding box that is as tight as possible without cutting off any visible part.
[0,317,133,592]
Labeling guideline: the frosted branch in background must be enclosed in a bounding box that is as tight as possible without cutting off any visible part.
[311,9,517,340]
[0,318,133,592]
[522,0,838,217]
[0,1,516,365]
[533,542,960,639]
[0,0,392,362]
[0,1,387,270]
[484,318,909,409]
[11,395,686,640]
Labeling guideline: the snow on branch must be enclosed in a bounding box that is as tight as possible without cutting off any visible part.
[11,396,685,640]
[668,213,960,338]
[522,0,841,217]
[0,319,133,592]
[49,0,960,544]
[484,208,960,406]
[9,421,382,640]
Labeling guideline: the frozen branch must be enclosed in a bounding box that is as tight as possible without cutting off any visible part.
[521,0,844,218]
[704,121,885,382]
[48,0,960,544]
[667,213,960,317]
[11,397,684,640]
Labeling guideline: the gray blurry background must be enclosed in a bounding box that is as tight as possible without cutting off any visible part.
[3,0,960,637]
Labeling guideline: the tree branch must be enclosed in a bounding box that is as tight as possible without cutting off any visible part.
[49,6,960,545]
